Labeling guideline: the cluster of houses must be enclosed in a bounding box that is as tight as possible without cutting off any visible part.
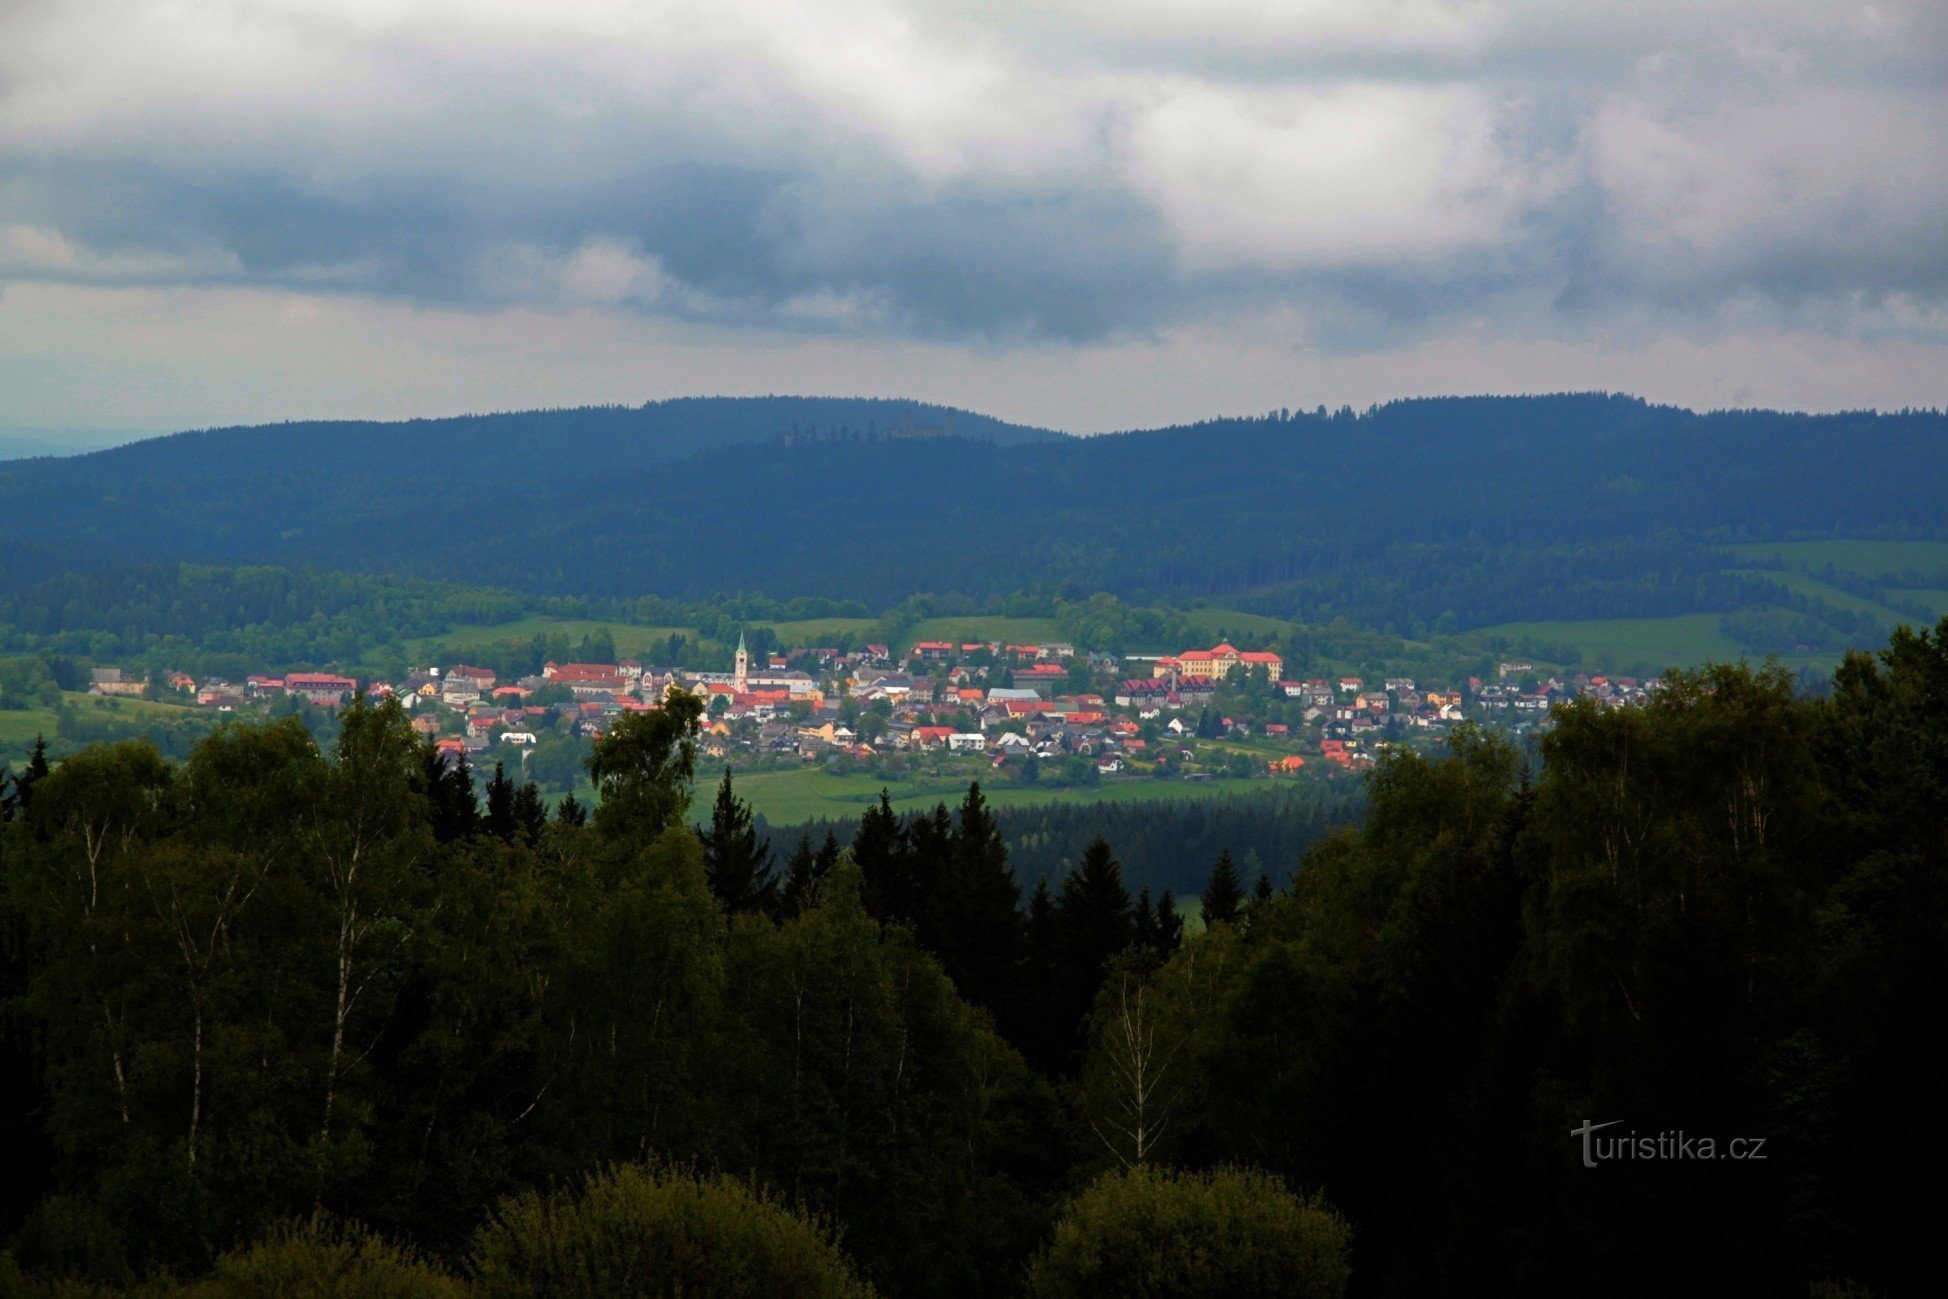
[94,637,1660,781]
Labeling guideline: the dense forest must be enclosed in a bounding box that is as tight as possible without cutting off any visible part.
[775,786,1357,902]
[2,395,1940,629]
[2,620,1940,1295]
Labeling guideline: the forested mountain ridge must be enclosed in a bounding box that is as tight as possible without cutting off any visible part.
[2,393,1940,625]
[23,395,1058,475]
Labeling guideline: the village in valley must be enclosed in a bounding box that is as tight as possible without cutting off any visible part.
[93,631,1663,799]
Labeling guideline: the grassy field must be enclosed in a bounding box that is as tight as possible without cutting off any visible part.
[714,766,1290,825]
[1474,613,1749,668]
[1725,540,1948,582]
[1183,607,1299,641]
[1475,612,1857,673]
[1,692,199,748]
[1731,570,1906,622]
[0,706,55,746]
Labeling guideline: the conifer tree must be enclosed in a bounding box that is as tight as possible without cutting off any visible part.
[778,830,844,919]
[1201,850,1244,928]
[1018,875,1063,1073]
[486,762,518,842]
[1052,837,1135,1068]
[927,784,1024,1019]
[1155,890,1184,952]
[13,735,49,814]
[700,770,774,914]
[511,780,548,843]
[853,790,912,922]
[420,742,478,843]
[1058,837,1134,985]
[1133,885,1160,950]
[1253,871,1275,905]
[555,792,588,827]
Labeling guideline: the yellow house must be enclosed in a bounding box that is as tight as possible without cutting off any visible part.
[1153,643,1283,683]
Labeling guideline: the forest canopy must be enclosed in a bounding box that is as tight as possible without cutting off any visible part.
[2,619,1943,1295]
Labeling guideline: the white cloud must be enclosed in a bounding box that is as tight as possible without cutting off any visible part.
[0,0,1941,425]
[1126,81,1537,270]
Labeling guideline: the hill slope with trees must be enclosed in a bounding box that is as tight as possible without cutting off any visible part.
[2,394,1941,630]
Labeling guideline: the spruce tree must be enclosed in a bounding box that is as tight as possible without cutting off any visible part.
[420,743,478,843]
[555,792,588,827]
[700,770,774,914]
[14,736,49,814]
[1156,889,1184,952]
[1133,885,1160,950]
[1020,875,1062,1073]
[486,762,518,843]
[779,833,819,918]
[1052,837,1135,1068]
[853,790,912,922]
[815,829,842,878]
[1201,850,1244,928]
[1253,871,1275,904]
[929,784,1025,1020]
[511,781,548,843]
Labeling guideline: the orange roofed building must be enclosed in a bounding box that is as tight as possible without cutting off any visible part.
[1153,642,1283,683]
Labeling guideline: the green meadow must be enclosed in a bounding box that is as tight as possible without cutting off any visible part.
[1473,613,1750,669]
[1,692,199,752]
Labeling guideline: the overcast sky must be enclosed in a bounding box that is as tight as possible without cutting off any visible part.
[1,0,1943,436]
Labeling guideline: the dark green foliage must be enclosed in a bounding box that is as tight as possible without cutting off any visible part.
[172,1220,462,1297]
[918,784,1025,1023]
[419,745,478,843]
[508,782,547,844]
[1029,1165,1352,1299]
[779,834,820,919]
[4,397,1941,623]
[16,736,49,813]
[587,689,704,840]
[852,792,914,925]
[778,831,841,919]
[1045,838,1134,1071]
[484,763,517,843]
[1071,624,1948,1297]
[700,770,774,914]
[3,619,1941,1297]
[1153,889,1183,952]
[471,1163,873,1299]
[0,700,1054,1295]
[1200,850,1244,928]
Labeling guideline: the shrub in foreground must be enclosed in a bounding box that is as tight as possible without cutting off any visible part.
[470,1163,873,1298]
[172,1220,462,1298]
[1029,1164,1351,1299]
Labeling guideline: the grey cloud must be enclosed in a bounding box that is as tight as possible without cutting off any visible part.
[0,0,1941,351]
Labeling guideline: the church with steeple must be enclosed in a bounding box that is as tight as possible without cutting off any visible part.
[734,632,749,693]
